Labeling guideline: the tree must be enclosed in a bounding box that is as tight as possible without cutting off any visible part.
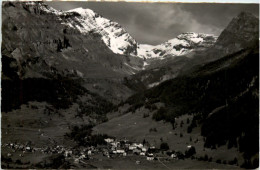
[160,142,169,151]
[63,36,71,48]
[187,126,192,133]
[57,39,62,52]
[180,120,184,127]
[204,154,208,161]
[152,107,166,121]
[216,159,221,164]
[185,146,196,158]
[143,139,146,145]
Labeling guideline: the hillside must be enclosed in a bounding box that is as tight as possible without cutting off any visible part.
[110,43,259,168]
[1,2,221,103]
[1,1,259,169]
[122,11,259,93]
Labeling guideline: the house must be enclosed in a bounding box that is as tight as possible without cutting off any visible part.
[64,150,72,157]
[111,142,120,147]
[79,154,86,160]
[147,156,154,161]
[133,149,141,155]
[116,149,125,154]
[148,153,154,157]
[104,138,114,143]
[148,146,159,153]
[136,143,143,148]
[25,146,31,152]
[87,150,92,155]
[171,153,177,159]
[140,152,145,156]
[111,146,116,151]
[129,146,137,150]
[141,147,147,152]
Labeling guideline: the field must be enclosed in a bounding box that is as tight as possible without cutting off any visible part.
[93,106,243,167]
[89,154,239,169]
[2,101,242,168]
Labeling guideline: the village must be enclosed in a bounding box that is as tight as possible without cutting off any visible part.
[2,136,192,167]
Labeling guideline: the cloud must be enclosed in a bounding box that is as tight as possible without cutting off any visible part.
[46,2,259,45]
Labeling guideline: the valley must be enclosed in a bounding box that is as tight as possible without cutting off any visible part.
[1,1,259,169]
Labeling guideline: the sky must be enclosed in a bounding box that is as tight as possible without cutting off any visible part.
[46,2,259,45]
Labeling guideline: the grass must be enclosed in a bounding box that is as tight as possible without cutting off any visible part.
[93,106,243,166]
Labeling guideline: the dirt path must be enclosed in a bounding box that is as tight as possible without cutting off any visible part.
[158,157,171,170]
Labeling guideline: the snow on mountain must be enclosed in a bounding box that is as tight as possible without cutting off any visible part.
[62,7,217,60]
[66,7,137,56]
[137,32,218,59]
[24,3,217,60]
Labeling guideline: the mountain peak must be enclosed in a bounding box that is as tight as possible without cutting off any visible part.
[68,7,97,18]
[237,11,257,19]
[226,11,258,30]
[214,11,259,55]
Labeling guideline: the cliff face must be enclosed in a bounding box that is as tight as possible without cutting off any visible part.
[2,1,144,80]
[214,12,259,55]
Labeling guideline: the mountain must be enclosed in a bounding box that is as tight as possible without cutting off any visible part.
[105,41,259,167]
[3,1,258,105]
[124,11,259,90]
[1,1,220,102]
[94,11,259,167]
[50,5,218,60]
[2,1,259,169]
[214,11,259,55]
[2,1,146,103]
[137,32,217,60]
[66,7,138,56]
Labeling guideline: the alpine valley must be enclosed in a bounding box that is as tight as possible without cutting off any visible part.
[1,1,259,169]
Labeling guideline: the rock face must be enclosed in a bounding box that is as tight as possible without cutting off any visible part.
[2,1,144,79]
[2,1,144,102]
[214,11,259,55]
[66,7,138,56]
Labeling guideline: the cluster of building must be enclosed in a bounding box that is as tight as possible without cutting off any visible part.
[103,138,162,161]
[2,138,187,165]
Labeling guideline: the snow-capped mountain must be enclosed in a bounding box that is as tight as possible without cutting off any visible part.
[66,7,138,56]
[137,32,217,59]
[58,6,217,59]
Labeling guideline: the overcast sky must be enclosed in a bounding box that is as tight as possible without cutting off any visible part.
[46,2,258,45]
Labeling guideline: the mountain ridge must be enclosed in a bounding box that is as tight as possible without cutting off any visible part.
[38,2,218,60]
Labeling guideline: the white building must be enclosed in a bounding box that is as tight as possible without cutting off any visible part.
[171,153,177,158]
[141,147,147,152]
[116,149,125,154]
[140,152,145,156]
[129,146,137,150]
[105,138,114,143]
[147,156,154,161]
